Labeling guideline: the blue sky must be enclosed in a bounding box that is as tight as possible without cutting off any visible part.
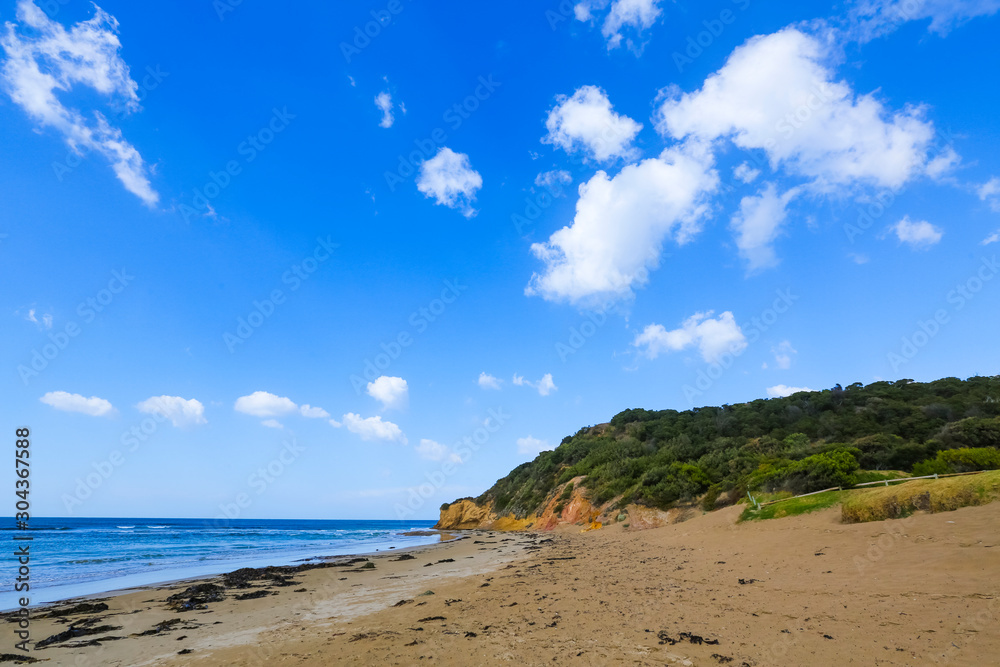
[2,0,999,520]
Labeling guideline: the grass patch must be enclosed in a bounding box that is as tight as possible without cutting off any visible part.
[841,470,1000,523]
[739,490,846,522]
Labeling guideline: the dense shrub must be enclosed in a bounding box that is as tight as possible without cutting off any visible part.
[465,376,1000,517]
[913,447,1000,475]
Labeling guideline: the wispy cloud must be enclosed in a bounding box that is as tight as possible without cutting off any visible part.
[0,1,158,205]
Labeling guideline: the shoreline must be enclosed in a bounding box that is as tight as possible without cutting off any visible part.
[4,503,999,665]
[2,528,456,614]
[0,529,538,665]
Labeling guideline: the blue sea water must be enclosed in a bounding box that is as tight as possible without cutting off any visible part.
[1,517,440,610]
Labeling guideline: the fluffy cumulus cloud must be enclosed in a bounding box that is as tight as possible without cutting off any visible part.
[526,142,719,305]
[416,147,483,218]
[234,391,299,418]
[375,91,395,128]
[416,439,462,463]
[634,311,747,363]
[478,372,502,390]
[0,1,158,205]
[656,28,936,192]
[888,216,943,249]
[342,413,407,444]
[40,391,114,417]
[366,376,408,410]
[299,404,330,418]
[730,183,799,273]
[513,373,558,396]
[543,85,642,163]
[261,419,284,429]
[767,384,814,398]
[136,395,206,427]
[575,0,664,50]
[978,177,1000,212]
[733,162,761,184]
[849,0,1000,41]
[517,436,552,456]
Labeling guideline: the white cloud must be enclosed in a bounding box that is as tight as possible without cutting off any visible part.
[416,147,483,218]
[634,311,747,363]
[260,419,284,429]
[342,413,407,444]
[513,373,558,396]
[136,395,206,427]
[850,0,1000,41]
[575,0,664,50]
[478,372,502,390]
[888,216,943,249]
[543,85,642,163]
[925,145,960,180]
[730,183,799,273]
[982,232,999,246]
[767,384,814,398]
[40,391,114,417]
[366,376,408,410]
[535,169,573,189]
[416,439,462,463]
[978,177,1000,212]
[234,391,299,418]
[733,162,761,184]
[329,417,343,428]
[517,435,553,456]
[25,308,53,329]
[526,141,719,305]
[0,1,158,205]
[771,341,797,370]
[656,28,936,192]
[300,404,330,419]
[375,91,394,128]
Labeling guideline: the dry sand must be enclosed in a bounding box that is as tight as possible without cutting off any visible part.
[3,503,998,666]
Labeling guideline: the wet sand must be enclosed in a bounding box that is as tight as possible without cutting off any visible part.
[3,503,998,666]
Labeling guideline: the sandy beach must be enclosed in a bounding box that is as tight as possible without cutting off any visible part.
[4,504,998,666]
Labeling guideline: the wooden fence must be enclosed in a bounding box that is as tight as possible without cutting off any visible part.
[747,469,993,510]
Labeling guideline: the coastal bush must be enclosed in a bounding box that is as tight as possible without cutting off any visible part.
[461,376,1000,520]
[560,482,575,501]
[912,447,1000,476]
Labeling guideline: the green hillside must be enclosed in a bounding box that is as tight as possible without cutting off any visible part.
[463,376,1000,518]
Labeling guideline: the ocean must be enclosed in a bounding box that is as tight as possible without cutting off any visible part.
[2,517,440,611]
